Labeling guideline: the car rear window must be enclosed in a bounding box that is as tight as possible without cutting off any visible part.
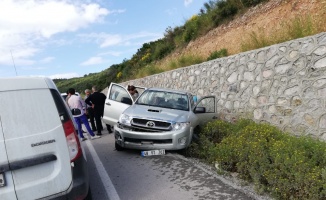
[0,89,62,139]
[51,89,70,123]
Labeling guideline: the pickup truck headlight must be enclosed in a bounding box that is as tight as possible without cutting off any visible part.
[172,122,190,131]
[119,114,132,125]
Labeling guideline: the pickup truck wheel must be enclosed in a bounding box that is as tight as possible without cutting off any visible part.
[192,126,201,143]
[115,142,124,151]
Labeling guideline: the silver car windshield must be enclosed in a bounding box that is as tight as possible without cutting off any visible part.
[136,90,189,111]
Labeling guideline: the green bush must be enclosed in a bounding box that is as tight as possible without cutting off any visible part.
[284,15,316,40]
[182,15,200,43]
[178,55,203,67]
[193,119,326,199]
[167,55,204,70]
[265,136,326,199]
[207,48,228,61]
[188,120,234,161]
[210,0,246,26]
[217,0,239,18]
[186,119,253,163]
[152,42,174,60]
[242,0,267,7]
[135,64,164,78]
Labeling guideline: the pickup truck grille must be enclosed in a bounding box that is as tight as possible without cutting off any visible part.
[131,118,171,131]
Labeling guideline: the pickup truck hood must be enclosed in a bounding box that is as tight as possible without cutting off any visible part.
[124,104,190,122]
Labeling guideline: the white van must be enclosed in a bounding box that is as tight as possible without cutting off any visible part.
[0,77,91,199]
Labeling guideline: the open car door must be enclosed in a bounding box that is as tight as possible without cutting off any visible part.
[102,83,146,128]
[194,96,218,126]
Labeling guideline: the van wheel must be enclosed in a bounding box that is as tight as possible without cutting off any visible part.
[85,187,93,200]
[115,142,124,151]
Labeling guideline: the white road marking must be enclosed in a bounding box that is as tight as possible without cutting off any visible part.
[85,140,120,200]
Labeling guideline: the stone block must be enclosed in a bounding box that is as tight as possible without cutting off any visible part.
[284,85,299,96]
[313,46,326,56]
[314,57,326,69]
[244,72,254,81]
[304,114,315,126]
[318,88,326,97]
[319,115,326,129]
[313,78,326,88]
[247,61,256,71]
[227,72,238,83]
[266,55,279,68]
[254,109,263,120]
[291,96,302,106]
[275,63,291,74]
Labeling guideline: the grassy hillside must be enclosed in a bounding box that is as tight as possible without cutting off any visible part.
[54,0,326,94]
[54,67,117,95]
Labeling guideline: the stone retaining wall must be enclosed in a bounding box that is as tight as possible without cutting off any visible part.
[120,32,326,140]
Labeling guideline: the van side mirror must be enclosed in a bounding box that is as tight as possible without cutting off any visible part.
[194,107,206,113]
[121,97,132,105]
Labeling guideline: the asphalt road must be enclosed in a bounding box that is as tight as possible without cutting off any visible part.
[81,128,265,200]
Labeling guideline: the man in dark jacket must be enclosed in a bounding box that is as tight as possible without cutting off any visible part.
[85,86,106,135]
[84,89,97,131]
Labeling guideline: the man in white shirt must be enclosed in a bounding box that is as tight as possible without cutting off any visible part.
[67,88,100,141]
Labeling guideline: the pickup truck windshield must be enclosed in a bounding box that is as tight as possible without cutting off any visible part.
[136,90,189,111]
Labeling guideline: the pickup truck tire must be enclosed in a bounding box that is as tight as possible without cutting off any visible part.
[115,142,124,151]
[192,126,201,143]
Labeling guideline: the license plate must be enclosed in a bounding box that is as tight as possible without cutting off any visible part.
[141,149,165,157]
[0,173,5,187]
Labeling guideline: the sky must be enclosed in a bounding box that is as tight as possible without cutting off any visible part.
[0,0,208,79]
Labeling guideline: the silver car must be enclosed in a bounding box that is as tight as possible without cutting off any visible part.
[103,83,217,151]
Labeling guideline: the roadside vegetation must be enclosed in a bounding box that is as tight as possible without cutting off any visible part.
[186,119,326,200]
[54,67,116,95]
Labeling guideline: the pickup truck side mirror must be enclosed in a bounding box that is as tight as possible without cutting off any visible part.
[121,97,132,105]
[194,107,206,113]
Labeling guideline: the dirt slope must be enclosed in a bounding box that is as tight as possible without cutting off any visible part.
[160,0,326,66]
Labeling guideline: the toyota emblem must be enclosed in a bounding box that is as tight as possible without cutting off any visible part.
[146,121,155,127]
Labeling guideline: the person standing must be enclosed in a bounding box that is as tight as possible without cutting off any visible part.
[127,85,139,101]
[67,88,100,141]
[65,90,71,104]
[85,86,107,135]
[84,89,97,131]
